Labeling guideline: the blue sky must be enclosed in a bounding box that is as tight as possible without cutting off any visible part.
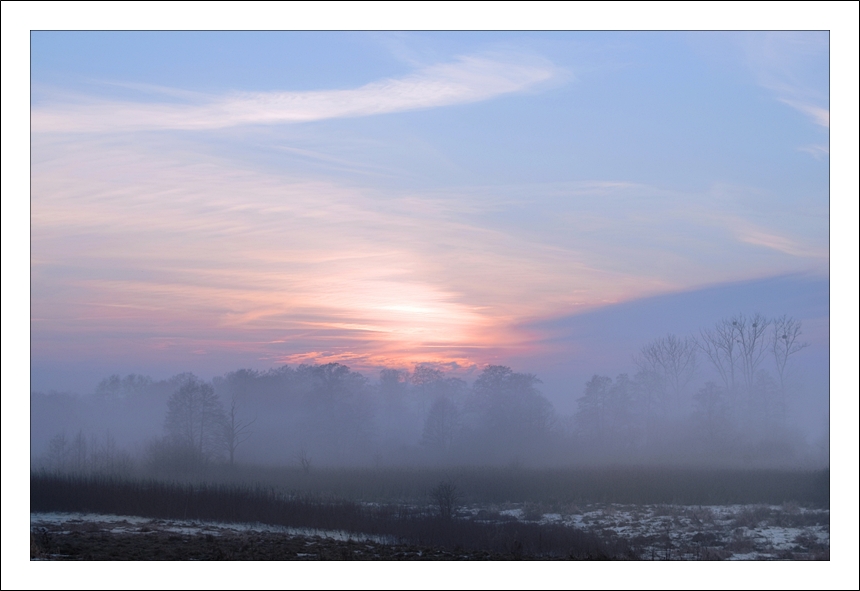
[27,30,832,391]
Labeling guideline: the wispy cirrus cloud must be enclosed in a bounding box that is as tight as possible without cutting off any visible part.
[31,53,559,133]
[29,131,828,374]
[734,225,828,259]
[37,134,724,375]
[778,97,829,128]
[740,32,829,129]
[798,143,830,159]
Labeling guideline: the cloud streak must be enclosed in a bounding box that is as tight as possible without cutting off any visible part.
[31,54,558,133]
[778,98,829,128]
[740,32,830,129]
[30,132,829,378]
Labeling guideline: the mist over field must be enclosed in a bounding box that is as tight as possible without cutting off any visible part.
[28,298,833,563]
[31,303,827,473]
[32,271,830,472]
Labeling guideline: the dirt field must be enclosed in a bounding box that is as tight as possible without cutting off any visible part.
[30,514,556,560]
[31,501,829,561]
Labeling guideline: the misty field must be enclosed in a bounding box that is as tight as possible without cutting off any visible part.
[31,466,828,560]
[30,360,830,561]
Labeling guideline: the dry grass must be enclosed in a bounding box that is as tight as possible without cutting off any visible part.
[31,473,631,559]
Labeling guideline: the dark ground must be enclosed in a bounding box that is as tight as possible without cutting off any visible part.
[30,523,578,561]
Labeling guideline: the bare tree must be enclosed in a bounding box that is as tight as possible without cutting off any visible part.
[698,313,770,397]
[164,376,226,463]
[223,397,255,466]
[734,313,771,396]
[635,334,697,409]
[429,479,461,520]
[771,315,809,420]
[697,319,741,395]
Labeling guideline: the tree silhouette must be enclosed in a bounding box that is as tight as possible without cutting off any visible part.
[473,365,553,435]
[771,315,809,421]
[429,479,460,520]
[223,396,255,466]
[422,395,460,453]
[698,318,742,395]
[411,364,445,422]
[164,376,226,463]
[698,313,769,404]
[733,313,771,396]
[636,334,697,411]
[575,374,612,447]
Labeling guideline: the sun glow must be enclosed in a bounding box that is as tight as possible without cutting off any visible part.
[29,139,605,370]
[30,74,827,377]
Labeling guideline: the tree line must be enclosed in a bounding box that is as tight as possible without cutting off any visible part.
[574,313,810,461]
[33,312,817,472]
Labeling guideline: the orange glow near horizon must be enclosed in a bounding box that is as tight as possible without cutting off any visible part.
[27,141,630,372]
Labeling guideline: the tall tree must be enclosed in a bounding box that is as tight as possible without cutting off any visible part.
[378,368,410,441]
[636,334,697,410]
[698,318,742,395]
[421,395,460,453]
[575,374,612,447]
[472,365,553,435]
[734,313,771,396]
[223,396,255,466]
[379,368,409,405]
[164,376,226,462]
[606,373,636,451]
[411,364,445,421]
[697,313,769,397]
[295,363,374,463]
[469,365,555,462]
[771,315,809,420]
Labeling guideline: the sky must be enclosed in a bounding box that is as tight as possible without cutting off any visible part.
[26,30,835,399]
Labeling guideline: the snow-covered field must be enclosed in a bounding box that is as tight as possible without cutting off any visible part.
[463,501,829,560]
[30,512,395,544]
[32,500,828,560]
